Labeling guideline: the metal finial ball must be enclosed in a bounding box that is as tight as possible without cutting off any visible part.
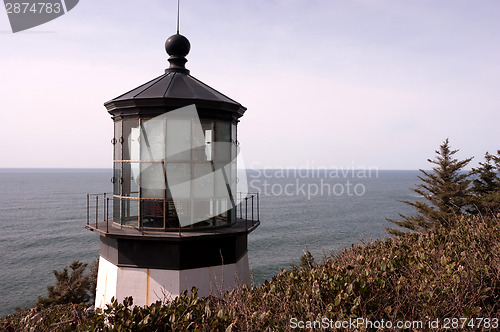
[165,34,191,57]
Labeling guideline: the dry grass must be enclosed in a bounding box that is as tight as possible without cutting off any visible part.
[2,216,499,331]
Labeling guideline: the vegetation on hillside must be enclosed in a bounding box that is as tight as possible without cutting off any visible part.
[1,139,499,331]
[37,261,96,308]
[2,215,498,331]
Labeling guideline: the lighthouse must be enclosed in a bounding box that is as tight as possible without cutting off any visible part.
[86,33,259,308]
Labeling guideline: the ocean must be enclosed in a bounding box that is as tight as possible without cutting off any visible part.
[0,168,418,317]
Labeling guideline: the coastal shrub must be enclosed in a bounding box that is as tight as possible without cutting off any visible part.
[37,261,92,307]
[2,215,498,331]
[221,215,499,331]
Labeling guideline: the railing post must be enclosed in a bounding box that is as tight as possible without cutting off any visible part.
[251,194,254,225]
[245,197,248,231]
[95,196,99,230]
[239,193,242,219]
[103,193,106,223]
[257,193,260,222]
[106,197,109,234]
[140,200,144,235]
[86,194,89,225]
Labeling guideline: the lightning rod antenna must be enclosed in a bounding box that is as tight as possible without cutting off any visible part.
[176,0,180,34]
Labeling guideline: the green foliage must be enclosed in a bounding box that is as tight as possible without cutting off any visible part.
[88,259,99,302]
[220,215,500,330]
[3,216,497,331]
[37,261,93,307]
[79,288,234,331]
[470,150,500,216]
[387,138,473,234]
[299,249,315,270]
[1,303,86,332]
[290,248,316,271]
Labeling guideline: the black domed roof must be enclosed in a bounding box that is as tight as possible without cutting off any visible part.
[104,34,246,117]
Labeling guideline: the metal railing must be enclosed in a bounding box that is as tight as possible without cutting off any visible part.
[236,192,260,231]
[86,193,112,233]
[86,192,260,234]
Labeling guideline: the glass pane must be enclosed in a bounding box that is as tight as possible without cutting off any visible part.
[114,121,121,161]
[215,122,231,142]
[140,162,165,198]
[215,163,230,198]
[172,199,191,227]
[166,200,180,228]
[113,197,120,223]
[214,198,230,226]
[193,163,214,198]
[141,199,164,228]
[141,117,165,161]
[113,162,120,196]
[205,129,212,161]
[166,119,191,161]
[193,121,212,161]
[122,119,139,161]
[230,206,236,223]
[215,122,231,162]
[165,163,191,199]
[121,198,138,227]
[122,162,139,197]
[193,199,213,225]
[231,123,237,144]
[231,159,237,194]
[232,123,238,163]
[214,141,231,163]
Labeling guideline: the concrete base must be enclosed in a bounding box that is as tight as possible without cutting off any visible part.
[95,252,250,308]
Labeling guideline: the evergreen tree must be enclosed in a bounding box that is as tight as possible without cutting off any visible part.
[469,150,500,216]
[37,261,91,307]
[89,259,99,302]
[387,139,472,234]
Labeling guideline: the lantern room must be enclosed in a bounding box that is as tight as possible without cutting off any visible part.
[106,33,246,231]
[86,32,260,308]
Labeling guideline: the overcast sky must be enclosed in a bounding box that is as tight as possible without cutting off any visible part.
[0,0,498,169]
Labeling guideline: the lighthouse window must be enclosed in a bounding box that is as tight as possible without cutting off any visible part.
[231,160,237,223]
[215,122,231,142]
[193,121,212,161]
[121,198,139,227]
[140,117,165,161]
[193,163,214,198]
[122,162,139,197]
[140,162,166,199]
[165,163,191,199]
[141,199,164,228]
[214,163,230,198]
[113,162,120,196]
[114,121,121,161]
[204,128,212,161]
[166,119,191,161]
[122,119,139,161]
[231,123,237,164]
[113,197,120,224]
[214,122,231,162]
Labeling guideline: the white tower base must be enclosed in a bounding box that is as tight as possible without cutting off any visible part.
[95,253,250,308]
